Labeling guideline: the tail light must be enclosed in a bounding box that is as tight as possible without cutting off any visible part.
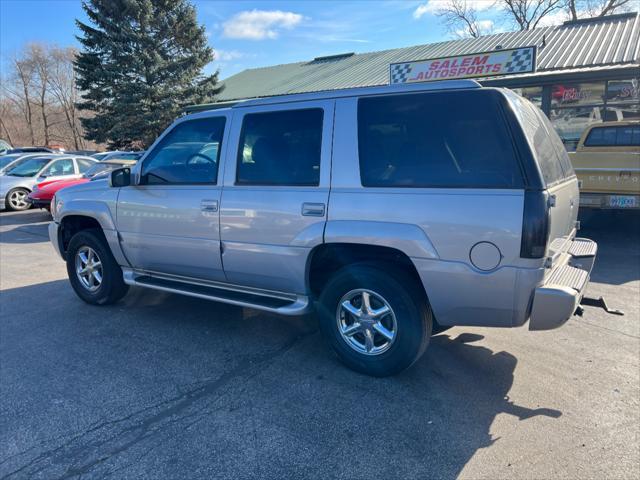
[520,191,551,258]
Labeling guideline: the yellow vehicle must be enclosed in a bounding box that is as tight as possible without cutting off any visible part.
[569,121,640,209]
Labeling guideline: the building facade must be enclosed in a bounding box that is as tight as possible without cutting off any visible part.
[211,12,639,151]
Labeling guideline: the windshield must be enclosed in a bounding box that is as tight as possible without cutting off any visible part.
[7,157,52,177]
[83,162,124,179]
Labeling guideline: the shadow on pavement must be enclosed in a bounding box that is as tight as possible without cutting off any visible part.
[0,209,51,227]
[0,224,50,244]
[579,210,640,285]
[0,278,562,479]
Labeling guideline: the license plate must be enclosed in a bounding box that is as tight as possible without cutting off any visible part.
[608,195,637,208]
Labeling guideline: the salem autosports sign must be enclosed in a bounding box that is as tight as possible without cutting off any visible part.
[390,46,536,84]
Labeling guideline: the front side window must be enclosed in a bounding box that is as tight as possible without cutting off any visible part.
[585,126,640,147]
[236,109,323,186]
[358,91,523,188]
[141,117,226,185]
[40,158,74,177]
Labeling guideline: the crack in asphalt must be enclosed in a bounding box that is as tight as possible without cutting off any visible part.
[0,329,315,480]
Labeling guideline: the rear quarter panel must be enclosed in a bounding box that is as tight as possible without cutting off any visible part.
[329,97,540,327]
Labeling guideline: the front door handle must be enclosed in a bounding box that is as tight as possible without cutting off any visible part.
[201,199,219,212]
[301,202,325,217]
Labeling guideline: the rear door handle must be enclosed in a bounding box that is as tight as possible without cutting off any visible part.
[301,202,325,217]
[201,199,219,212]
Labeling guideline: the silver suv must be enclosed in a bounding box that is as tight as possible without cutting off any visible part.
[49,80,597,376]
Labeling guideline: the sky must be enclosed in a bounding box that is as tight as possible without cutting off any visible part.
[0,0,569,80]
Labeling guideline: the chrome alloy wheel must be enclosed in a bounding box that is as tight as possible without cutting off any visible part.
[75,246,103,292]
[8,190,28,209]
[336,289,397,355]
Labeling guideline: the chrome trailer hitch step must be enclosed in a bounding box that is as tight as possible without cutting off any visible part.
[575,296,624,316]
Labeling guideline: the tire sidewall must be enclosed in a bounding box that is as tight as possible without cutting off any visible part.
[318,264,431,376]
[66,230,121,305]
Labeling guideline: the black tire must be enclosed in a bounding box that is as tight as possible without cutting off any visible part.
[317,264,432,377]
[66,229,129,305]
[432,322,452,335]
[5,188,31,211]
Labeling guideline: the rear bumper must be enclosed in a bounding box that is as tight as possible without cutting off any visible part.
[579,192,639,209]
[529,238,597,331]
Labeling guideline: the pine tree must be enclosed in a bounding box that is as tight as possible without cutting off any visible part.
[75,0,222,148]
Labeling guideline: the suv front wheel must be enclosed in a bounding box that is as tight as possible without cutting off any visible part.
[66,229,129,305]
[318,264,432,376]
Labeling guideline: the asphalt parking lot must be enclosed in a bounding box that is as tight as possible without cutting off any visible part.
[0,209,638,479]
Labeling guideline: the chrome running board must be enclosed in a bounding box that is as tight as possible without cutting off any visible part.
[122,268,311,316]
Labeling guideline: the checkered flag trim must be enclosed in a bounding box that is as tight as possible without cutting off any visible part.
[504,48,533,73]
[390,63,412,84]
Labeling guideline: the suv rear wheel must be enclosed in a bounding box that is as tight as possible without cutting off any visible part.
[318,264,432,376]
[66,229,129,305]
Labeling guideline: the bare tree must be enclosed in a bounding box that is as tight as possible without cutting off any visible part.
[47,47,84,149]
[436,0,496,38]
[1,42,101,149]
[28,43,57,147]
[502,0,565,30]
[0,99,15,145]
[2,54,37,144]
[567,0,631,20]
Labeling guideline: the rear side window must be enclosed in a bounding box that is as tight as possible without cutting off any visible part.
[506,90,573,185]
[585,126,640,147]
[236,109,323,186]
[357,91,523,188]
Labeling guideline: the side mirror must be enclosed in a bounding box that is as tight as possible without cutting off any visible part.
[109,167,131,187]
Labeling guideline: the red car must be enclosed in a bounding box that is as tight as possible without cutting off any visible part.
[28,159,137,209]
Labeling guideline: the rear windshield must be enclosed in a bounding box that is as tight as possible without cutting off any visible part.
[584,125,640,147]
[505,90,574,186]
[357,90,523,188]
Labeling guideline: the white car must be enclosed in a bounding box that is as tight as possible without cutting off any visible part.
[0,155,97,211]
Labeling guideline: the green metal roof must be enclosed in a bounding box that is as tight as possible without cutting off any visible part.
[213,12,639,102]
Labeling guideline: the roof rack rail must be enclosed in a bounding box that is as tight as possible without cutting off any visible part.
[183,99,246,114]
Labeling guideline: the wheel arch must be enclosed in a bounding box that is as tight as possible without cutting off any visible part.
[306,242,426,299]
[58,213,129,266]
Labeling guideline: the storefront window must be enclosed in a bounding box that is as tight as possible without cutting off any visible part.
[603,104,640,121]
[606,79,639,104]
[506,79,636,151]
[549,106,606,151]
[511,86,543,107]
[550,82,605,108]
